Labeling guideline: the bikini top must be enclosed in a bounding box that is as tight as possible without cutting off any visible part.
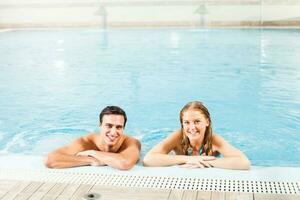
[187,145,220,157]
[187,146,205,156]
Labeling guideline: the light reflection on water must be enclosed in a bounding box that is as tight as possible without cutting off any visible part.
[0,28,299,166]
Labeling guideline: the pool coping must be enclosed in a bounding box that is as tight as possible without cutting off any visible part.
[0,154,299,182]
[0,154,299,194]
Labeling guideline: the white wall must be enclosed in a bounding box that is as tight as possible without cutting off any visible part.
[0,0,299,28]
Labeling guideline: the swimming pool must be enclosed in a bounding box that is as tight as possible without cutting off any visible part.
[0,28,299,167]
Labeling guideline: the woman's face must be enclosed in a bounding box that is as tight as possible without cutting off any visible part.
[182,109,209,142]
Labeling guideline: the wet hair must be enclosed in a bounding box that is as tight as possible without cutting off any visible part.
[180,101,213,156]
[99,106,127,127]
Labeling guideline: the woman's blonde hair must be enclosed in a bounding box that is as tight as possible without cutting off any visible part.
[180,101,213,155]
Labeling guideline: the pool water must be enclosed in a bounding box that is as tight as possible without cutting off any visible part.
[0,28,299,166]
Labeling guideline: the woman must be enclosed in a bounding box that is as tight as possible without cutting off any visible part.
[143,101,251,170]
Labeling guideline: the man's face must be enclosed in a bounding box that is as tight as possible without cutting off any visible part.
[100,114,125,147]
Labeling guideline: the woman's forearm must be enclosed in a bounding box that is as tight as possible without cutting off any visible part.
[143,153,188,167]
[208,157,251,170]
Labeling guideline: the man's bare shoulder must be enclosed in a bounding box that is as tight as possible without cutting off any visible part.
[77,132,99,149]
[82,132,97,140]
[123,135,141,150]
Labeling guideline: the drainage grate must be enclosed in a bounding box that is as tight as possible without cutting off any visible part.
[0,169,299,194]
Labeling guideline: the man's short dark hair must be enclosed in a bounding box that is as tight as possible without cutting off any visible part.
[99,106,127,127]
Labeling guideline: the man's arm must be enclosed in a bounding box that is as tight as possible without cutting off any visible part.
[78,137,141,170]
[44,136,101,168]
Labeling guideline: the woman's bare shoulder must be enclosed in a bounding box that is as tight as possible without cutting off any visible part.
[167,129,183,150]
[171,129,183,139]
[211,133,230,150]
[212,132,226,140]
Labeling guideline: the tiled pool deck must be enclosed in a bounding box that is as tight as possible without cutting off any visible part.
[0,155,299,199]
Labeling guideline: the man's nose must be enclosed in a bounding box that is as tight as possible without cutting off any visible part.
[110,127,118,134]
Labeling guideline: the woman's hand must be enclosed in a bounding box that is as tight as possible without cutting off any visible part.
[180,156,216,168]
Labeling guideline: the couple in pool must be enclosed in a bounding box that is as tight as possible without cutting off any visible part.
[45,101,251,170]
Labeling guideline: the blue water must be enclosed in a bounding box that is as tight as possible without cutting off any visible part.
[0,28,299,166]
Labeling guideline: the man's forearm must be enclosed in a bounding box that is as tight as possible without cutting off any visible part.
[45,153,94,168]
[92,151,135,170]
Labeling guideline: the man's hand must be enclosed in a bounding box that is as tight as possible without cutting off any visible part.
[77,150,96,157]
[180,156,216,168]
[77,150,106,166]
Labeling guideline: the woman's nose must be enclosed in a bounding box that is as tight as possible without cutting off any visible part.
[188,123,196,130]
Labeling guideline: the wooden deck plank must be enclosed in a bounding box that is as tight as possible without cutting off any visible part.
[0,181,31,200]
[211,191,226,200]
[13,193,33,200]
[21,181,43,194]
[27,193,45,200]
[225,192,253,200]
[196,190,211,200]
[182,190,198,200]
[70,184,93,200]
[168,189,184,200]
[1,179,300,200]
[254,193,300,200]
[0,180,18,198]
[0,180,18,190]
[90,185,170,200]
[0,191,6,198]
[56,183,80,199]
[41,182,69,200]
[45,182,68,196]
[126,187,170,200]
[56,196,71,200]
[33,182,56,194]
[41,195,59,200]
[27,182,56,200]
[13,182,44,200]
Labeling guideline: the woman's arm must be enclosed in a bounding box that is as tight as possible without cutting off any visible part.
[143,130,183,166]
[207,134,251,170]
[143,130,214,167]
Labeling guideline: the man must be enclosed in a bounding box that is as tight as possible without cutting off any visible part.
[44,106,141,170]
